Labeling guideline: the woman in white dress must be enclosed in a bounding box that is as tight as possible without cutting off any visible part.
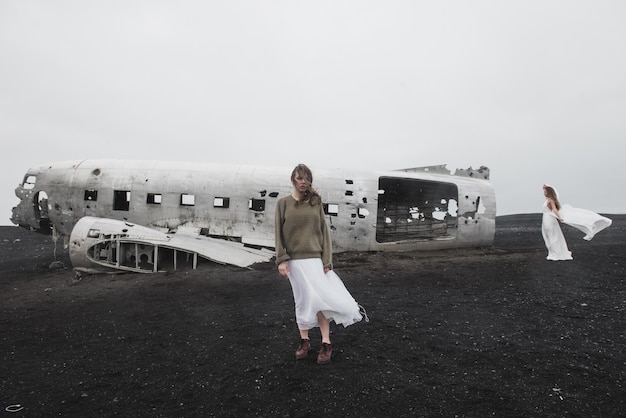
[275,164,367,364]
[542,184,612,261]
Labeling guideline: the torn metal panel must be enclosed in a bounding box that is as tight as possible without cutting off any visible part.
[399,165,490,180]
[453,166,490,180]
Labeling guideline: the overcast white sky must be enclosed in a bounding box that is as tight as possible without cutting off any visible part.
[1,0,625,225]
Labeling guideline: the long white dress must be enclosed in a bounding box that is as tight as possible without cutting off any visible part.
[541,201,612,261]
[288,258,365,329]
[542,202,572,260]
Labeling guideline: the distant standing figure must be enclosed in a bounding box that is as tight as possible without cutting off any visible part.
[275,164,367,364]
[541,184,612,261]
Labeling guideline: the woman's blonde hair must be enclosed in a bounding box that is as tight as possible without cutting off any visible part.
[544,185,561,210]
[291,163,322,206]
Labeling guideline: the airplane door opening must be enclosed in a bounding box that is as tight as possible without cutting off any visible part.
[34,191,52,234]
[376,177,458,243]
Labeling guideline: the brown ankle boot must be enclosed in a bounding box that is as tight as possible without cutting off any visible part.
[295,339,311,359]
[317,342,332,364]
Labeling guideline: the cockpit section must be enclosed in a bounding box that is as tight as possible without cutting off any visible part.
[11,173,53,234]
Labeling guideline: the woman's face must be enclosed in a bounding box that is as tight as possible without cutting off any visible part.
[292,171,309,193]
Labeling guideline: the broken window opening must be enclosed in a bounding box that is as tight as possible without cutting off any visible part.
[180,193,195,206]
[23,175,37,190]
[120,242,138,268]
[84,190,98,201]
[158,247,197,271]
[214,197,230,208]
[33,191,52,233]
[87,241,117,264]
[324,203,339,216]
[110,242,157,271]
[249,198,265,212]
[87,240,214,272]
[113,190,131,211]
[476,196,486,214]
[460,195,485,219]
[376,177,458,243]
[147,193,162,204]
[35,191,49,217]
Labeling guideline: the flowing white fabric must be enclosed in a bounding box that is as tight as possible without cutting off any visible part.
[287,258,364,329]
[559,205,612,241]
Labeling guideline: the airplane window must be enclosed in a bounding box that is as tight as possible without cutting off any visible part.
[181,194,195,206]
[22,175,37,189]
[249,198,265,212]
[84,190,98,201]
[214,197,230,208]
[147,193,162,204]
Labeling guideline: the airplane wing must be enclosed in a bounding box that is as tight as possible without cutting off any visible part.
[69,217,274,274]
[168,233,275,267]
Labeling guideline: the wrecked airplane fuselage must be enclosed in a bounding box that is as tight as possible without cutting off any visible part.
[11,160,496,274]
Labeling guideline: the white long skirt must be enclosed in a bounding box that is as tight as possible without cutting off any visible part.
[287,258,364,329]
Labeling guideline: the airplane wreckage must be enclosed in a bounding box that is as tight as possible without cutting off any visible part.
[11,160,496,274]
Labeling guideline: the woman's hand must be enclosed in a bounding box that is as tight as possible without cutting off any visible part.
[278,261,290,278]
[324,267,330,274]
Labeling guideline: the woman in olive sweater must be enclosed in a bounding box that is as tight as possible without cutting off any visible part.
[275,164,365,364]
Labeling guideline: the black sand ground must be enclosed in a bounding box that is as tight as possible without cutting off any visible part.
[1,214,625,417]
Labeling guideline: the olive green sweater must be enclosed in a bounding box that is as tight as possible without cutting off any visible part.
[274,195,333,269]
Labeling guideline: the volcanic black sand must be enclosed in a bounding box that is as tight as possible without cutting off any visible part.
[1,214,625,417]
